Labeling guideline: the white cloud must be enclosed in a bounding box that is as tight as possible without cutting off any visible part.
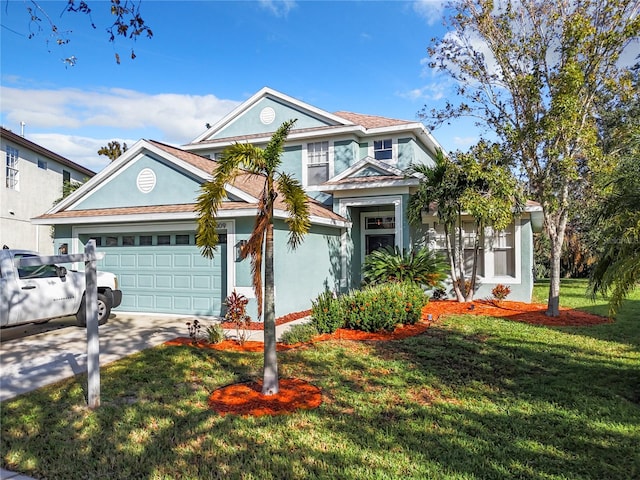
[259,0,297,17]
[0,86,240,171]
[30,133,137,173]
[412,0,446,26]
[453,135,479,149]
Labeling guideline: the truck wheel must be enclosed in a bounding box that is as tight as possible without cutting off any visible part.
[76,293,111,327]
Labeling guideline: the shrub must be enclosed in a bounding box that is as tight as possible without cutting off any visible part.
[205,323,226,344]
[342,282,428,332]
[279,322,319,345]
[491,284,511,302]
[431,288,447,301]
[311,289,344,333]
[362,246,448,288]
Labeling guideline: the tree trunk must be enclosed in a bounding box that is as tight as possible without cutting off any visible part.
[545,208,568,318]
[445,223,465,302]
[262,222,279,395]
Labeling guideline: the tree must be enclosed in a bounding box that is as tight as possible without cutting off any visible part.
[425,0,639,316]
[588,68,640,315]
[588,135,640,315]
[407,142,522,301]
[15,0,152,65]
[196,119,310,395]
[98,141,128,161]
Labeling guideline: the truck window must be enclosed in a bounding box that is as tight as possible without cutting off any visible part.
[15,254,60,279]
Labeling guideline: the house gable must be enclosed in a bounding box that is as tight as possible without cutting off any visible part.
[191,87,352,144]
[69,152,205,210]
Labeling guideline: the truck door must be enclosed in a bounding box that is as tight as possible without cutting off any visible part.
[13,253,81,323]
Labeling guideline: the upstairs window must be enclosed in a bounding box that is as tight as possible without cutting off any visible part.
[5,146,19,190]
[38,159,48,170]
[374,139,393,161]
[307,141,329,185]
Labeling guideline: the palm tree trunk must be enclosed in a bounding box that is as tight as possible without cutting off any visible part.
[262,222,279,395]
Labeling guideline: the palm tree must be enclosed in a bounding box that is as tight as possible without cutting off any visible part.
[196,119,310,395]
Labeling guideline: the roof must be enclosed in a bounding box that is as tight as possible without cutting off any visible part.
[333,111,415,129]
[33,139,347,227]
[0,127,95,177]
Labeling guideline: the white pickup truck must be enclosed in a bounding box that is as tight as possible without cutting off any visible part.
[0,249,122,328]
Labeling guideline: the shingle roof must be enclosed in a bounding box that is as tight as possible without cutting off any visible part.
[333,111,415,129]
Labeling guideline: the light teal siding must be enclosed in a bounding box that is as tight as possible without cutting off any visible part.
[273,222,342,316]
[211,98,333,140]
[282,145,302,183]
[72,154,202,210]
[334,140,354,175]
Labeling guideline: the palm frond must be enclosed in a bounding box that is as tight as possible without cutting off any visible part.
[276,173,311,249]
[263,119,296,172]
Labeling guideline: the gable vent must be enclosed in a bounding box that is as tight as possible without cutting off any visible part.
[137,168,157,193]
[260,107,276,125]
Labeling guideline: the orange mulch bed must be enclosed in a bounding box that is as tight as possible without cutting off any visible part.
[167,300,610,417]
[424,299,611,327]
[219,309,311,330]
[164,337,299,352]
[208,378,322,416]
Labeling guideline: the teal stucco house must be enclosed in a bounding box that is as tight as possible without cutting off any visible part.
[35,87,542,319]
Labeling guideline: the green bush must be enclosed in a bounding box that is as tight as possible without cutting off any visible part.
[311,282,429,334]
[342,282,428,332]
[279,322,319,345]
[311,289,345,333]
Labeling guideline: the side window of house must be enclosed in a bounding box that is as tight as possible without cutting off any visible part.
[5,146,19,190]
[307,141,329,185]
[373,139,393,161]
[492,223,515,277]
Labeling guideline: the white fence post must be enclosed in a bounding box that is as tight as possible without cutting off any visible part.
[85,239,100,409]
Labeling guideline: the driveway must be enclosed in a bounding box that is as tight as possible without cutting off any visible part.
[0,313,204,402]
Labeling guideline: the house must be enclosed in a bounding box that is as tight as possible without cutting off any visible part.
[33,87,542,319]
[1,126,95,254]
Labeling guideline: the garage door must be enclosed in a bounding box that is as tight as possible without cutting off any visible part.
[82,232,227,316]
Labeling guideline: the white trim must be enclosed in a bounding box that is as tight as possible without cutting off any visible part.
[338,195,403,288]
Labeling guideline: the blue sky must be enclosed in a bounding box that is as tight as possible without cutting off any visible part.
[1,0,476,172]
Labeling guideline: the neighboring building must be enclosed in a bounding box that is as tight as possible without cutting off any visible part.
[34,87,542,319]
[1,127,95,254]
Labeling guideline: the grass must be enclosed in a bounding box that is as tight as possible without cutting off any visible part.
[1,280,639,479]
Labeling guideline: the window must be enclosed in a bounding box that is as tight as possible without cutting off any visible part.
[38,159,48,170]
[139,235,152,246]
[429,221,484,277]
[15,254,59,279]
[492,224,515,277]
[373,139,393,161]
[105,236,118,247]
[363,212,396,256]
[157,235,171,245]
[307,141,329,185]
[122,236,135,246]
[176,234,190,245]
[63,170,71,183]
[5,146,19,190]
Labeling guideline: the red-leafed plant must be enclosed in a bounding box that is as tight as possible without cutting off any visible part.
[491,284,511,303]
[224,290,252,344]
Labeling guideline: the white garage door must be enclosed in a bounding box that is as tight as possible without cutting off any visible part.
[82,232,227,316]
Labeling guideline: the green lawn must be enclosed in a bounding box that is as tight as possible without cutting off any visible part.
[2,281,639,479]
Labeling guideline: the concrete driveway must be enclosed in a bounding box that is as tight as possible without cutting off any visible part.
[1,313,220,402]
[0,312,308,402]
